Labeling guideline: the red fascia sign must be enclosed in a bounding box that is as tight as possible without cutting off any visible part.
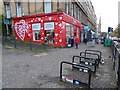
[80,27,84,30]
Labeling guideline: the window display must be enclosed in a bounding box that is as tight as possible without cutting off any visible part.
[45,30,54,44]
[66,23,70,44]
[33,31,41,41]
[77,27,79,38]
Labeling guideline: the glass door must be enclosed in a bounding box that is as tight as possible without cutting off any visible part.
[45,30,54,44]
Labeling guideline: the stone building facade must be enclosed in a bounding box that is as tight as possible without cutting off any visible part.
[2,0,96,37]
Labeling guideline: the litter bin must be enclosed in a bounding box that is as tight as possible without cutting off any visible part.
[104,39,111,46]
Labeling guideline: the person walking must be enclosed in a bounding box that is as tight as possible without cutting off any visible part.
[84,38,87,45]
[71,36,74,47]
[74,37,79,49]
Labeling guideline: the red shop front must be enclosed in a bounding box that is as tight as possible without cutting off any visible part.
[13,12,81,47]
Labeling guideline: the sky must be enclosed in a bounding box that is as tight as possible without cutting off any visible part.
[91,0,120,32]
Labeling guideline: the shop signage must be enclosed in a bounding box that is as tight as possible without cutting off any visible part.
[44,22,54,30]
[80,27,84,30]
[32,23,41,30]
[84,26,89,30]
[3,20,9,24]
[75,81,79,85]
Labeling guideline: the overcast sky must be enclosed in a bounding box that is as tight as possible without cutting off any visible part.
[91,0,120,32]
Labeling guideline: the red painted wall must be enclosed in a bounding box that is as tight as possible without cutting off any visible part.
[13,12,81,47]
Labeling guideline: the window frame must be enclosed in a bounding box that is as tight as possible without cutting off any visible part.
[5,4,10,18]
[65,0,68,14]
[16,2,21,17]
[71,3,73,17]
[44,0,51,13]
[32,23,41,41]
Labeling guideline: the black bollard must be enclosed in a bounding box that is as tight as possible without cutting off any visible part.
[44,40,46,50]
[14,36,16,48]
[30,38,32,51]
[2,34,4,46]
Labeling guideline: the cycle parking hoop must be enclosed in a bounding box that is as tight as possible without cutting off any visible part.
[85,49,102,61]
[80,52,100,67]
[60,61,92,88]
[72,55,97,75]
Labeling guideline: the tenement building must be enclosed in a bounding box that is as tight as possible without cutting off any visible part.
[2,0,96,47]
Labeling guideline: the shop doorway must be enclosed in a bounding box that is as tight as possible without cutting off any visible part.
[45,30,54,44]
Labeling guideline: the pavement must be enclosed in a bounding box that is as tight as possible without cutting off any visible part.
[2,42,117,88]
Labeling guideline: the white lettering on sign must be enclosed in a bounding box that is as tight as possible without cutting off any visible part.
[44,22,54,30]
[32,23,41,30]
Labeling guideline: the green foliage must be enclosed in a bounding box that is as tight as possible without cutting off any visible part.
[57,9,64,12]
[0,14,7,35]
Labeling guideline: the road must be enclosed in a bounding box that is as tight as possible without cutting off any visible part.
[2,42,116,88]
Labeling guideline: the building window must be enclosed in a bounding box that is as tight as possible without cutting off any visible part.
[57,0,59,10]
[65,0,68,14]
[66,23,70,44]
[79,10,80,21]
[78,10,79,20]
[44,0,51,13]
[75,6,77,19]
[5,4,10,18]
[78,9,80,21]
[16,2,21,17]
[71,3,73,16]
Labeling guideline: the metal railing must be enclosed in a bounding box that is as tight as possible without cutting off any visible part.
[60,61,92,88]
[72,55,97,75]
[111,41,120,88]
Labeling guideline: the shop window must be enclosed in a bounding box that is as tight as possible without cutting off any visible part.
[44,0,51,13]
[66,23,70,44]
[16,2,21,17]
[77,27,79,38]
[45,30,54,44]
[72,25,74,37]
[44,22,54,44]
[5,4,10,18]
[33,31,41,41]
[32,23,41,41]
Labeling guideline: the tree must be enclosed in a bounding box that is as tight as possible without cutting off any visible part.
[0,15,7,36]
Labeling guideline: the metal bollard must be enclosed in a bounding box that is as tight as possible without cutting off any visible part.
[44,40,46,50]
[2,34,4,46]
[30,38,32,51]
[14,36,16,48]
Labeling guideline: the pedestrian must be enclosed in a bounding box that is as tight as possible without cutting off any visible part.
[71,36,74,47]
[84,38,87,45]
[74,37,79,49]
[92,34,95,46]
[68,37,71,47]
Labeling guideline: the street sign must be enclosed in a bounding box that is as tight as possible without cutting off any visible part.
[84,26,89,30]
[3,20,9,24]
